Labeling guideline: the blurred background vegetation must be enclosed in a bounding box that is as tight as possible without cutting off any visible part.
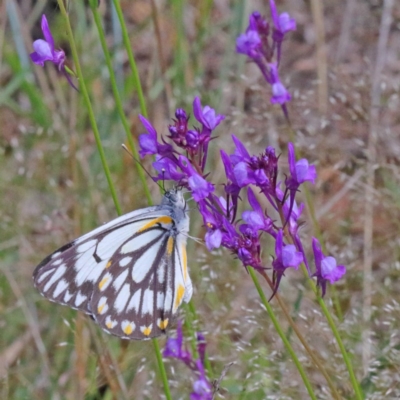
[1,0,400,398]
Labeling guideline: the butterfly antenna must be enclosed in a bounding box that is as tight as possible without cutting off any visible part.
[180,231,204,245]
[121,144,163,191]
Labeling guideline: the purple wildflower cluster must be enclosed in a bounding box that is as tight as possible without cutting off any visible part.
[30,15,77,90]
[163,321,212,400]
[236,1,296,112]
[139,97,346,297]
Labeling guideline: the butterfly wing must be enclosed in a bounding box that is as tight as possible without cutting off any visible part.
[91,231,192,339]
[33,205,192,339]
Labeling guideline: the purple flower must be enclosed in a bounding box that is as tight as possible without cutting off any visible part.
[30,15,65,69]
[164,321,212,400]
[242,188,273,234]
[229,136,279,196]
[220,150,241,216]
[30,15,77,90]
[138,115,158,157]
[312,238,346,297]
[269,63,291,104]
[276,186,310,274]
[180,156,214,201]
[199,200,224,251]
[286,142,317,187]
[270,0,296,41]
[139,115,173,158]
[163,320,191,366]
[285,142,316,222]
[236,30,262,58]
[190,360,212,400]
[152,156,185,182]
[271,230,303,297]
[193,97,225,131]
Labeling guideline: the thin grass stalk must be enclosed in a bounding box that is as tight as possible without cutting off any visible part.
[111,0,147,118]
[248,267,317,400]
[259,271,341,399]
[57,0,122,215]
[362,0,393,374]
[171,0,186,93]
[89,2,152,206]
[149,0,173,114]
[298,259,363,399]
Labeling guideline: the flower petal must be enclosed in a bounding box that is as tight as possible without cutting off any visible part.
[41,15,54,52]
[32,39,53,61]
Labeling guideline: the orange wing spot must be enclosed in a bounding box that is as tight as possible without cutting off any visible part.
[138,216,173,232]
[167,237,174,255]
[174,284,185,310]
[123,323,133,335]
[181,244,187,281]
[106,260,112,269]
[106,320,114,329]
[142,326,152,336]
[98,303,105,314]
[158,319,169,330]
[98,277,109,290]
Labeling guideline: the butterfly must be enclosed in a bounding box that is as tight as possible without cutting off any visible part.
[33,188,192,340]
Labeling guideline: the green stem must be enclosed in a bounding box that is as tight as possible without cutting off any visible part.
[153,339,172,400]
[89,3,152,206]
[317,295,363,399]
[57,0,122,216]
[259,271,341,399]
[299,262,363,399]
[248,268,317,400]
[111,0,148,118]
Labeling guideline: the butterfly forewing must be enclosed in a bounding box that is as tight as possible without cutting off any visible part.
[33,190,192,340]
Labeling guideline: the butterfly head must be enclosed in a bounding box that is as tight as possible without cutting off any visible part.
[162,188,186,211]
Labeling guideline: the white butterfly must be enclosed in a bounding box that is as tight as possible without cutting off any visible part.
[33,188,192,340]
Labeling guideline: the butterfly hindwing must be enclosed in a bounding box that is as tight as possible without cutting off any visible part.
[91,230,170,339]
[33,191,191,340]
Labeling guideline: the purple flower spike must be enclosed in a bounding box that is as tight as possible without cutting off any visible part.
[193,97,225,131]
[269,63,291,105]
[312,238,346,297]
[30,15,77,90]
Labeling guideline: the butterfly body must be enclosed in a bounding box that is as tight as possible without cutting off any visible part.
[33,189,192,340]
